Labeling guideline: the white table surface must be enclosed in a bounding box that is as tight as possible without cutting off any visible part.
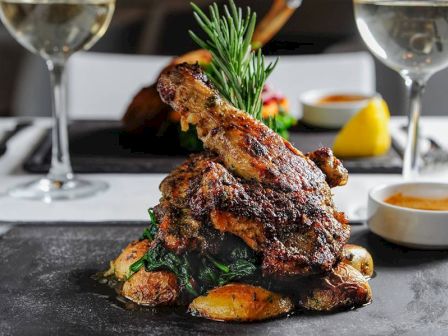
[0,116,447,223]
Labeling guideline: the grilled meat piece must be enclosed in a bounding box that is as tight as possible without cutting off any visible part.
[306,147,348,188]
[156,64,350,277]
[158,64,323,191]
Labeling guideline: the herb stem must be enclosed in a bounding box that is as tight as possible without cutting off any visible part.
[189,0,277,119]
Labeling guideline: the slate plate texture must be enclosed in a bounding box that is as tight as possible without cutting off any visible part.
[0,224,447,336]
[23,121,402,174]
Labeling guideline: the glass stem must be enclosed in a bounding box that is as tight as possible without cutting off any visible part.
[403,77,425,180]
[46,59,73,182]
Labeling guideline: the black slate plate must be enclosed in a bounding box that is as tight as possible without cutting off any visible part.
[23,120,402,174]
[1,223,447,335]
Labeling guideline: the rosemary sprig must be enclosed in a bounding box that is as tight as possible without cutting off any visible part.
[189,0,278,120]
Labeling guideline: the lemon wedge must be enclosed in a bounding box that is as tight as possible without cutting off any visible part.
[333,97,391,157]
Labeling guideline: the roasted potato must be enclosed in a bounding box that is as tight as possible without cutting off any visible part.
[122,269,179,306]
[105,239,151,281]
[341,244,374,278]
[299,263,372,312]
[189,283,294,322]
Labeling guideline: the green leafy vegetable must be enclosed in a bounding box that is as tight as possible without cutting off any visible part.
[140,209,158,240]
[189,0,277,120]
[198,249,257,289]
[132,209,197,296]
[131,206,258,296]
[130,243,198,296]
[205,254,231,273]
[215,259,257,286]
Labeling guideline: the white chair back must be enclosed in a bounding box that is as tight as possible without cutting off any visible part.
[67,51,375,120]
[67,53,170,120]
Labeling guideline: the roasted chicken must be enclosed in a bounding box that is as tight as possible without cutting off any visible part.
[157,64,350,277]
[106,63,372,322]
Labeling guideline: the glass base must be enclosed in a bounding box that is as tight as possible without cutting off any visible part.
[8,176,108,202]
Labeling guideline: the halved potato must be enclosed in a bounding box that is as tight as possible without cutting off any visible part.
[105,239,151,281]
[300,263,372,312]
[341,244,374,278]
[122,269,179,306]
[189,283,294,322]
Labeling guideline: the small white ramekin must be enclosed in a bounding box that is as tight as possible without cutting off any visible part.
[300,90,375,128]
[367,182,448,249]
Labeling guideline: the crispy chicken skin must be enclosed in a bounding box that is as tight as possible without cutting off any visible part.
[156,64,350,277]
[158,64,327,190]
[306,147,348,188]
[155,152,350,277]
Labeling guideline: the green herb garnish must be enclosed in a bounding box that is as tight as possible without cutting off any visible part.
[189,0,277,120]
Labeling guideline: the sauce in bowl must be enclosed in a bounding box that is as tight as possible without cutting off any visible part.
[317,95,368,105]
[384,193,448,211]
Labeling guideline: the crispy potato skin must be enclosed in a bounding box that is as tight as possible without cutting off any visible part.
[188,283,294,322]
[300,263,372,312]
[107,239,151,281]
[341,244,374,278]
[122,269,179,306]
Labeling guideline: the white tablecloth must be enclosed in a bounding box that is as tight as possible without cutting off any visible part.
[0,117,447,223]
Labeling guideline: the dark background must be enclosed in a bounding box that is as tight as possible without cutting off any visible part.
[1,0,448,118]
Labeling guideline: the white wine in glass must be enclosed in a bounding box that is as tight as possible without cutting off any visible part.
[0,0,115,201]
[354,0,448,178]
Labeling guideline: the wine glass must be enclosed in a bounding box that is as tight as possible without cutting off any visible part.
[0,0,115,201]
[354,0,448,179]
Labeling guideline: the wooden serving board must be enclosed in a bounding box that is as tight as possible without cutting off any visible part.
[23,120,402,174]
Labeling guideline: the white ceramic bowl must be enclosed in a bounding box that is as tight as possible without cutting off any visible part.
[300,90,374,128]
[368,182,448,249]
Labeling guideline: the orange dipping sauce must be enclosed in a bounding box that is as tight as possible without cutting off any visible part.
[317,95,368,105]
[384,193,448,211]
